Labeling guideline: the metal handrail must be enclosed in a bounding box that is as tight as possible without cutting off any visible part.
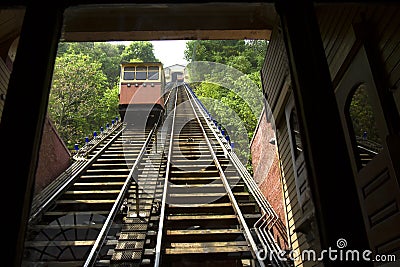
[30,158,87,216]
[355,136,382,153]
[183,86,265,267]
[154,86,179,267]
[185,84,277,217]
[228,138,290,266]
[185,83,290,267]
[73,120,123,160]
[187,84,277,215]
[83,123,158,267]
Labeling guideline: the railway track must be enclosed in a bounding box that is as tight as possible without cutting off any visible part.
[154,85,264,267]
[23,120,164,266]
[22,84,289,267]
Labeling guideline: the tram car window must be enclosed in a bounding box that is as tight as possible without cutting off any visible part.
[123,67,135,80]
[136,66,147,80]
[148,66,160,80]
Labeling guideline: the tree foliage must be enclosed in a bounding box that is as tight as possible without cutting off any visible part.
[57,42,125,88]
[184,40,267,74]
[48,41,158,150]
[184,40,268,170]
[48,53,114,149]
[349,84,381,145]
[121,41,159,63]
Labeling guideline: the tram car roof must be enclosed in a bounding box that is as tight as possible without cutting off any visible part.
[120,61,163,66]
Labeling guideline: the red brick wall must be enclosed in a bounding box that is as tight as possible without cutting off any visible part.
[34,116,71,195]
[251,112,276,184]
[258,154,286,226]
[1,37,70,196]
[251,111,288,249]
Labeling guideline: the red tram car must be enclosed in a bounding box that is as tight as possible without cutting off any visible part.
[119,62,165,126]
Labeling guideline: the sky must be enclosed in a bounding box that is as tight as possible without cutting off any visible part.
[110,40,188,67]
[151,40,188,67]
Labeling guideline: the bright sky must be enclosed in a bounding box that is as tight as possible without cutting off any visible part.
[110,40,188,67]
[151,40,188,67]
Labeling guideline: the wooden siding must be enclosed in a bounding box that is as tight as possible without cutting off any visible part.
[316,4,400,262]
[316,4,400,114]
[259,10,313,267]
[276,117,319,267]
[262,15,324,266]
[260,4,400,265]
[261,18,289,116]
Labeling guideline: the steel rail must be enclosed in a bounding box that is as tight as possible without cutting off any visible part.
[183,86,265,267]
[185,84,279,223]
[29,125,125,224]
[163,85,174,106]
[230,149,290,251]
[154,86,179,267]
[185,84,274,214]
[185,83,289,267]
[83,123,158,267]
[229,142,289,267]
[229,149,288,243]
[190,84,283,240]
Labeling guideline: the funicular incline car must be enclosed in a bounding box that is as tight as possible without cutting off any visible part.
[119,62,165,127]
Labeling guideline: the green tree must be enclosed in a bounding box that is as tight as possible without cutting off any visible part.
[57,42,126,88]
[99,84,120,123]
[48,52,117,150]
[121,41,159,62]
[48,42,158,149]
[57,42,95,56]
[184,40,267,170]
[92,42,126,88]
[349,85,381,145]
[184,40,267,74]
[49,40,159,150]
[241,40,268,72]
[185,40,244,65]
[184,40,267,138]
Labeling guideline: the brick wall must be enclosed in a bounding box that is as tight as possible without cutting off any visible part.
[251,111,283,215]
[34,116,71,195]
[251,110,288,249]
[257,154,286,226]
[251,112,276,184]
